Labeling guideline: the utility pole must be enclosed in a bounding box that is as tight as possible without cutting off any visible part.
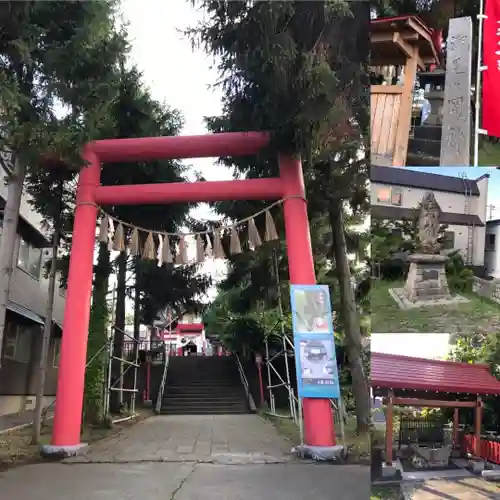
[487,204,496,220]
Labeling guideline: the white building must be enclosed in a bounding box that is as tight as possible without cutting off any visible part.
[0,166,66,415]
[485,219,500,278]
[371,166,489,270]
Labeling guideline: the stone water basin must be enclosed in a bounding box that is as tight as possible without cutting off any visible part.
[410,443,452,468]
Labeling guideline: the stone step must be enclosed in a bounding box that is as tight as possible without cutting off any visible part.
[164,393,244,399]
[165,381,241,387]
[408,137,441,158]
[164,389,245,396]
[160,356,250,415]
[163,398,247,405]
[406,151,440,167]
[161,398,248,406]
[165,386,244,392]
[413,125,442,141]
[159,408,250,415]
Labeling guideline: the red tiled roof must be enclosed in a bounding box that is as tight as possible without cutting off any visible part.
[371,352,500,395]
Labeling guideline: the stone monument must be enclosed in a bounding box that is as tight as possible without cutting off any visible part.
[403,193,452,302]
[440,17,473,166]
[390,193,469,309]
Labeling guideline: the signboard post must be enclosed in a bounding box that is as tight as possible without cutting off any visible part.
[290,285,340,400]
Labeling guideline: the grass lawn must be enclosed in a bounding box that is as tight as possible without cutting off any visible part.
[479,141,500,166]
[370,280,500,334]
[370,485,401,500]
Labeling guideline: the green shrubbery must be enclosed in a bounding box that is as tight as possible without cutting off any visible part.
[445,250,474,293]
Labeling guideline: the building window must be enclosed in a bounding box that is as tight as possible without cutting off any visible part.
[443,231,455,250]
[17,238,42,279]
[377,188,391,203]
[486,233,496,251]
[391,187,403,206]
[53,339,61,368]
[377,187,402,206]
[3,323,31,363]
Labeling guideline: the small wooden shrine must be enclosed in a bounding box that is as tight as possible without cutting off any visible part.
[371,352,500,468]
[371,15,441,167]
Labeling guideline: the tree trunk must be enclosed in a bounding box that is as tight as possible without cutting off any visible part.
[133,256,141,340]
[329,200,371,433]
[110,252,127,411]
[32,182,62,443]
[132,257,141,412]
[84,243,110,423]
[0,159,26,366]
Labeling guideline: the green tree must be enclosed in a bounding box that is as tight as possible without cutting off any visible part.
[0,0,126,364]
[31,179,64,443]
[448,334,500,429]
[66,62,212,412]
[189,0,371,431]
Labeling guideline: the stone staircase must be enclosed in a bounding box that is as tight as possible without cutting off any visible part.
[406,124,442,166]
[158,356,251,415]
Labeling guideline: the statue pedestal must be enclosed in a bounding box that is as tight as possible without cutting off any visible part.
[404,254,451,302]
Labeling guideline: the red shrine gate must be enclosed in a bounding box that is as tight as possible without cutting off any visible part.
[48,132,335,455]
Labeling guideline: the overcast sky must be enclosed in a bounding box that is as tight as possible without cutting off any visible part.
[370,333,452,360]
[120,0,229,182]
[118,0,230,306]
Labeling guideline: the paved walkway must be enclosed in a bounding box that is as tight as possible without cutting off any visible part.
[0,414,369,499]
[402,478,500,499]
[65,414,292,464]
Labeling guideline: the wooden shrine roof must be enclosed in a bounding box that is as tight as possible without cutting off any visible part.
[370,15,441,68]
[371,352,500,396]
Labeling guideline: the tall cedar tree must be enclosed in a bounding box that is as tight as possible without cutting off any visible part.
[0,0,126,365]
[98,67,210,410]
[189,0,371,431]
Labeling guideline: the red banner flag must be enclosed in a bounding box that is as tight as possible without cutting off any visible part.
[482,0,500,138]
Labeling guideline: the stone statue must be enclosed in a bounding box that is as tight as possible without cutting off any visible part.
[418,192,441,254]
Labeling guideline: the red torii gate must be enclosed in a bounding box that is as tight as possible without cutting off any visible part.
[45,131,336,457]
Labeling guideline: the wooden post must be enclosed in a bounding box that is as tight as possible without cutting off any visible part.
[475,397,482,457]
[453,407,459,448]
[385,391,394,465]
[392,48,419,166]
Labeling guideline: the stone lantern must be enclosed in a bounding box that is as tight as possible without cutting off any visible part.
[418,68,445,126]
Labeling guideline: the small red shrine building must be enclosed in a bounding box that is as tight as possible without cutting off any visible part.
[161,322,207,355]
[371,352,500,465]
